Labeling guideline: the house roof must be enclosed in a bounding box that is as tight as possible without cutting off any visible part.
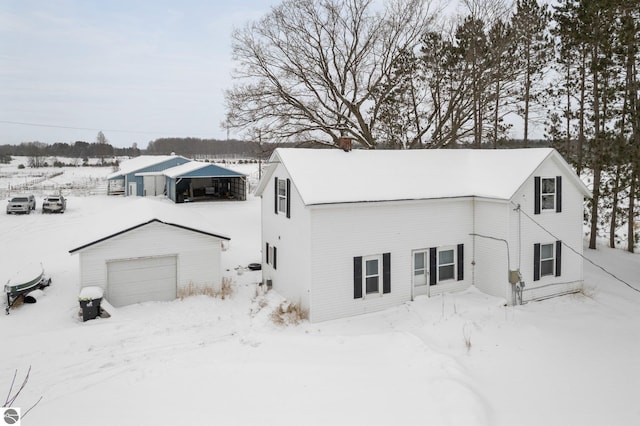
[69,198,230,254]
[162,161,247,179]
[255,148,591,205]
[108,155,190,179]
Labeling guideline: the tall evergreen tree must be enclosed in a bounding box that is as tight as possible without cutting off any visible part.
[511,0,553,146]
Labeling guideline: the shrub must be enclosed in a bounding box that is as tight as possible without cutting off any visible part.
[178,277,234,300]
[270,301,308,326]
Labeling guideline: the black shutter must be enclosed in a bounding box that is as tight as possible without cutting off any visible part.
[274,177,279,214]
[429,247,437,286]
[266,242,270,265]
[533,243,541,281]
[534,176,541,214]
[353,256,363,299]
[383,253,391,294]
[286,178,291,219]
[556,176,562,213]
[273,246,277,270]
[555,240,562,277]
[457,244,464,281]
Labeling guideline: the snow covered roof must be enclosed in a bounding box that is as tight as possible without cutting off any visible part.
[108,155,190,179]
[69,198,229,254]
[162,161,246,179]
[256,148,590,205]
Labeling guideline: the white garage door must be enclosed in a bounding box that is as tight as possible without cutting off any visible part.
[107,255,177,307]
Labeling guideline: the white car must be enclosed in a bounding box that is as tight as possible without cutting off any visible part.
[6,195,35,214]
[42,195,67,213]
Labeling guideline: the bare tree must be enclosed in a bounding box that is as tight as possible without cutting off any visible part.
[225,0,438,149]
[3,367,42,419]
[95,131,111,165]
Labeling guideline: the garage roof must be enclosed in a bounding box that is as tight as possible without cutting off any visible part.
[69,198,230,254]
[163,161,246,179]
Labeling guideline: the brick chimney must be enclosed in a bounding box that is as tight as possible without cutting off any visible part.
[338,137,352,152]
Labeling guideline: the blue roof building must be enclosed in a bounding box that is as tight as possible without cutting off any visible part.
[162,161,247,203]
[107,155,191,196]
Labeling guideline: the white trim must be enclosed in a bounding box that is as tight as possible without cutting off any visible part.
[362,254,383,298]
[277,178,288,215]
[540,177,557,212]
[411,249,429,299]
[436,246,457,283]
[539,242,556,278]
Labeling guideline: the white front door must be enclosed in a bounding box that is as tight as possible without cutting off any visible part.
[128,182,137,196]
[413,250,428,298]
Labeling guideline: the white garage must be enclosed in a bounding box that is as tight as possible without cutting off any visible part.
[69,198,230,308]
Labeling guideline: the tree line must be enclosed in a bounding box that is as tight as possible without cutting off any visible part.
[0,141,140,164]
[225,0,640,252]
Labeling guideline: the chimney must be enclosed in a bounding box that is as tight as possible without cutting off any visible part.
[338,137,352,152]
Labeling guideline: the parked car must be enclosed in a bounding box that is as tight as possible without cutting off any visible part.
[42,195,66,213]
[6,195,35,214]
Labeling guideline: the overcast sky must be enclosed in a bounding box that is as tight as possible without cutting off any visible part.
[0,0,277,148]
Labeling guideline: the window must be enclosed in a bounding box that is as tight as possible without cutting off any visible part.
[364,257,381,294]
[274,177,291,217]
[278,179,287,214]
[541,178,556,211]
[534,176,562,214]
[265,243,277,269]
[353,253,391,299]
[438,249,455,281]
[540,243,554,276]
[533,241,562,281]
[429,244,464,285]
[414,252,426,278]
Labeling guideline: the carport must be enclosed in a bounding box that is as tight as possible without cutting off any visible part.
[164,162,247,203]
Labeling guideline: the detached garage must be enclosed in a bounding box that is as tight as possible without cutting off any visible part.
[69,199,230,307]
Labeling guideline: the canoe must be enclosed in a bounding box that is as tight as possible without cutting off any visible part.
[4,263,51,314]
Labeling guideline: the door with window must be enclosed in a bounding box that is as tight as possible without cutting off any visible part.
[413,250,429,297]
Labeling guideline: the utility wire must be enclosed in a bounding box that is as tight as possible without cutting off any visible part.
[513,203,640,295]
[0,120,213,137]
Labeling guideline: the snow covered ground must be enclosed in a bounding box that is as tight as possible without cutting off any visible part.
[1,159,640,425]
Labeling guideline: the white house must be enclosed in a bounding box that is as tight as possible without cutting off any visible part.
[69,198,229,307]
[255,147,591,323]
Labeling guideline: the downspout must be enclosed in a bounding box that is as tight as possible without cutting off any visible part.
[471,197,476,287]
[514,203,524,304]
[469,232,524,305]
[517,203,522,271]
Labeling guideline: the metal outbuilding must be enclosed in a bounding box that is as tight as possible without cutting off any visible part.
[107,155,191,196]
[163,161,247,203]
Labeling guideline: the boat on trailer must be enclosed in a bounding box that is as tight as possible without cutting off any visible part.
[4,263,51,314]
